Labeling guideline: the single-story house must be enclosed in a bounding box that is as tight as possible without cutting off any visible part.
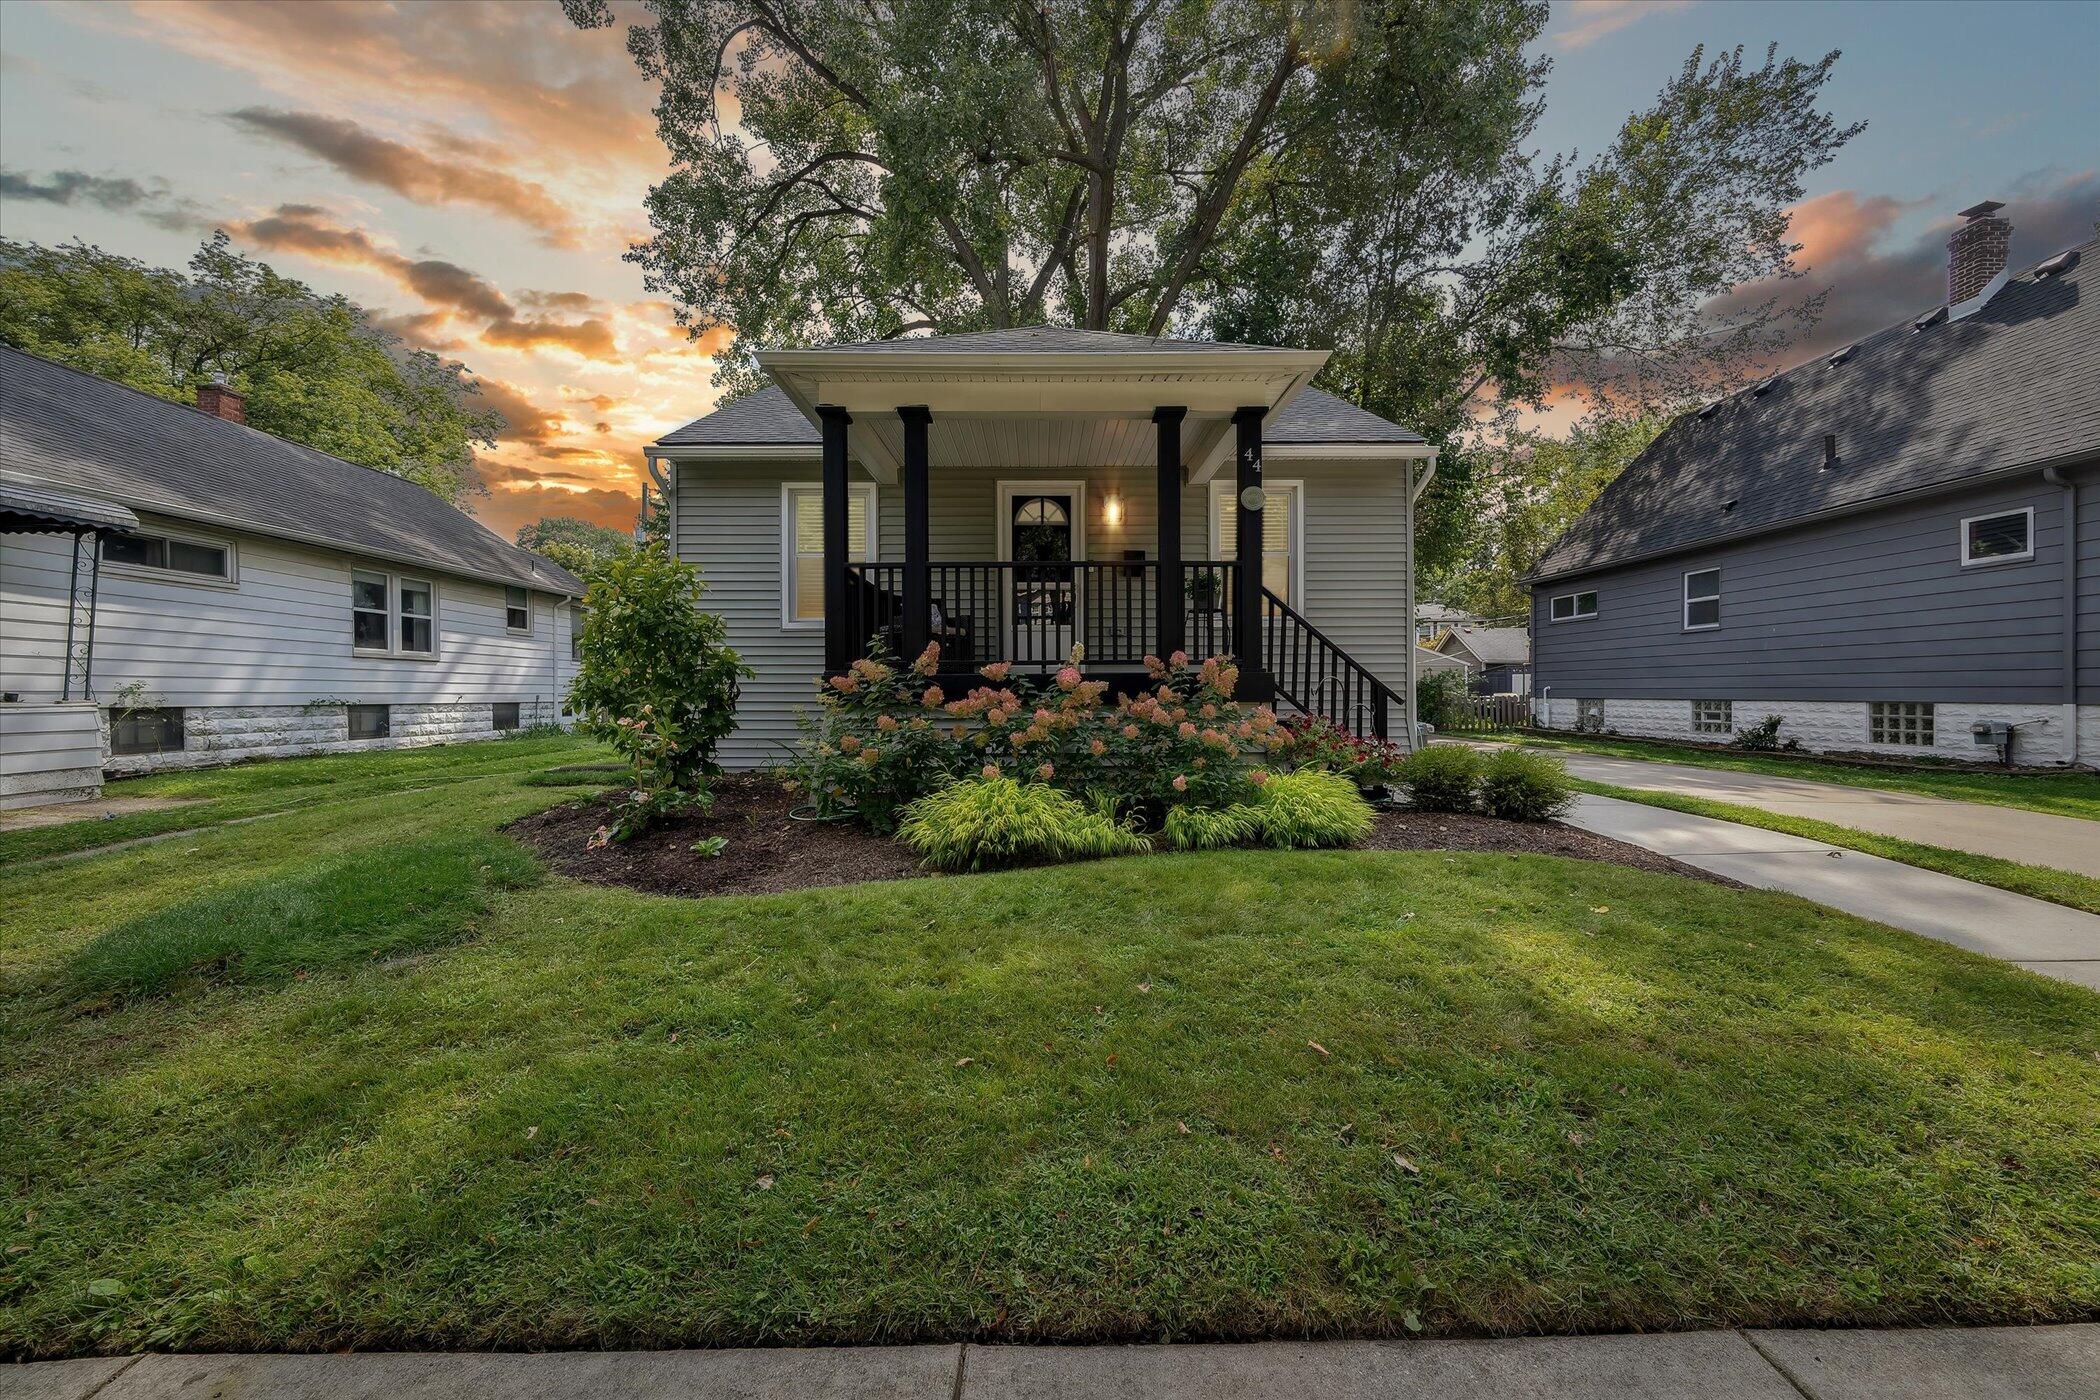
[1434,624,1532,694]
[648,328,1438,768]
[1,347,586,809]
[1529,203,2098,768]
[1414,601,1483,645]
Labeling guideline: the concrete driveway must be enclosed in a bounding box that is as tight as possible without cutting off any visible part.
[1528,748,2100,878]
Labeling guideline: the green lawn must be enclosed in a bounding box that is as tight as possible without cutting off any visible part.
[1500,731,2100,822]
[1570,780,2100,917]
[4,739,2097,1357]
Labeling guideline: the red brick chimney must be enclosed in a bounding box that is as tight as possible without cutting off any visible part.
[1947,200,2011,306]
[195,379,245,425]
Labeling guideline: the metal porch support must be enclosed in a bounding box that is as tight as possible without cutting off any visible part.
[1232,405,1269,696]
[819,404,852,675]
[61,527,104,701]
[898,405,933,665]
[1153,406,1186,659]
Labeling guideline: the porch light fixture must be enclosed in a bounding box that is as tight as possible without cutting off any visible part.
[1103,493,1123,528]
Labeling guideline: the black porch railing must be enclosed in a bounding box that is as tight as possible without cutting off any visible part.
[843,561,1239,671]
[1261,587,1398,740]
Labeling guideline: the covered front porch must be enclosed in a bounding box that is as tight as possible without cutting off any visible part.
[763,339,1405,738]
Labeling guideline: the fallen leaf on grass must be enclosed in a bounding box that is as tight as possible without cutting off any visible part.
[1393,1154,1419,1175]
[954,1057,973,1067]
[803,1216,822,1235]
[1307,1040,1330,1058]
[525,1126,538,1140]
[755,1175,774,1191]
[1589,906,1610,914]
[1177,1122,1191,1135]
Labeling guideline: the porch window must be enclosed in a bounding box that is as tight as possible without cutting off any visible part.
[783,483,875,626]
[1212,480,1300,604]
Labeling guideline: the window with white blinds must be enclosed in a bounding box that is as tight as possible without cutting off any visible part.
[784,484,875,625]
[1213,481,1300,604]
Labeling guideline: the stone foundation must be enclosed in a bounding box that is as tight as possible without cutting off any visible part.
[102,700,563,775]
[1532,696,2098,769]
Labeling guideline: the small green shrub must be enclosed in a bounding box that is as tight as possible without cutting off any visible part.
[1416,668,1471,730]
[898,776,1151,872]
[1251,769,1375,849]
[1478,749,1574,822]
[1734,714,1794,751]
[1162,803,1263,851]
[1397,745,1482,812]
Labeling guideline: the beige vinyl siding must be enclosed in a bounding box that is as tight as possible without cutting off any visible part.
[1,518,573,711]
[675,452,1418,766]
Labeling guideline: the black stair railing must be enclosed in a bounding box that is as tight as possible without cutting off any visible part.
[1260,587,1396,740]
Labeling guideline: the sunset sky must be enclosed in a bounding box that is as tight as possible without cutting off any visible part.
[2,0,2095,539]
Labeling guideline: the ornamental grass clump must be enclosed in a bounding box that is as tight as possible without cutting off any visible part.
[898,775,1150,872]
[1396,744,1483,813]
[1161,802,1263,851]
[1251,768,1375,848]
[1477,748,1575,822]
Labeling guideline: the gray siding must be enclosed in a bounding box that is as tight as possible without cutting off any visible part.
[2078,473,2100,701]
[674,454,1416,768]
[1532,475,2085,705]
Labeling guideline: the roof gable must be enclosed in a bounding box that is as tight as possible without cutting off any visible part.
[1534,238,2100,580]
[0,347,583,593]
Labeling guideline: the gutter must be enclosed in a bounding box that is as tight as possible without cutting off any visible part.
[1527,448,2100,586]
[2043,465,2081,767]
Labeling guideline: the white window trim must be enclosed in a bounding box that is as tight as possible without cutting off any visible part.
[1682,568,1722,631]
[1549,590,1598,623]
[505,586,533,635]
[1959,505,2035,568]
[1206,477,1305,607]
[100,524,238,589]
[780,481,880,631]
[351,566,441,660]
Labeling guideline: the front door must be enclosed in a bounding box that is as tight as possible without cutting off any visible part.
[999,483,1085,666]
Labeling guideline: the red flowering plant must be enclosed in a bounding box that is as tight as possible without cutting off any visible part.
[1275,714,1407,789]
[790,643,1286,832]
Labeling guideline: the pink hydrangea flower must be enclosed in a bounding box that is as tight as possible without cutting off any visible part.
[987,708,1008,727]
[913,641,942,675]
[981,661,1012,682]
[922,685,944,708]
[982,764,1000,779]
[876,714,899,732]
[1169,650,1188,668]
[1037,762,1055,780]
[860,747,881,765]
[830,674,859,694]
[1178,721,1198,738]
[1172,774,1189,792]
[1250,769,1270,785]
[1056,667,1081,690]
[1089,738,1106,756]
[838,734,862,753]
[1121,724,1140,740]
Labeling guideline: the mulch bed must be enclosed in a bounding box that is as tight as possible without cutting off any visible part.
[508,772,1736,900]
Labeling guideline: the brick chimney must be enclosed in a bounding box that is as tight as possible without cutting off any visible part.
[1947,200,2011,306]
[195,379,245,425]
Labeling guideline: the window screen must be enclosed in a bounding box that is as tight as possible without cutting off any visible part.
[788,487,870,622]
[399,579,434,654]
[348,704,390,740]
[1216,483,1296,603]
[505,586,531,631]
[110,707,185,756]
[1962,510,2031,564]
[1683,569,1721,629]
[492,702,520,731]
[352,571,390,649]
[1868,702,1934,747]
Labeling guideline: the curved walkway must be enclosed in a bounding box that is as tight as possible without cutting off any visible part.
[1566,793,2100,989]
[1533,749,2100,878]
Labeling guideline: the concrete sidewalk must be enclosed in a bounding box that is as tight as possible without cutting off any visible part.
[1565,793,2100,988]
[12,1325,2096,1399]
[1520,747,2100,878]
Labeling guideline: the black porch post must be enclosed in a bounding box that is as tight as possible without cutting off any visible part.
[818,405,852,675]
[898,405,933,664]
[1153,406,1186,659]
[1232,405,1268,693]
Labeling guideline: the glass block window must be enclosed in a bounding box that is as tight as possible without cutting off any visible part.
[1868,701,1934,747]
[348,704,390,741]
[1691,699,1732,734]
[1577,699,1604,732]
[111,707,185,756]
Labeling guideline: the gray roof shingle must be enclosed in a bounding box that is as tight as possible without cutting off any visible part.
[658,384,1423,448]
[1533,238,2100,581]
[1,347,584,593]
[1440,625,1530,665]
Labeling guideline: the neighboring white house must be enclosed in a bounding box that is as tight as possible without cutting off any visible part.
[1,347,587,809]
[646,328,1439,768]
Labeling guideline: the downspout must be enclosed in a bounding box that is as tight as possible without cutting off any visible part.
[2043,466,2079,767]
[1404,454,1439,749]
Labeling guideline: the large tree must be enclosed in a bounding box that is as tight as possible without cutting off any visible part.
[575,0,1857,563]
[516,515,636,575]
[0,234,502,506]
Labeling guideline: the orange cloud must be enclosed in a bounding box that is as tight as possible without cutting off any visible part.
[482,316,620,358]
[228,107,582,246]
[1553,0,1693,49]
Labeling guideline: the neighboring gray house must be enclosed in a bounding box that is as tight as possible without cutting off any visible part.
[1530,205,2098,768]
[647,328,1439,767]
[1435,625,1531,694]
[1415,602,1483,645]
[1,348,586,808]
